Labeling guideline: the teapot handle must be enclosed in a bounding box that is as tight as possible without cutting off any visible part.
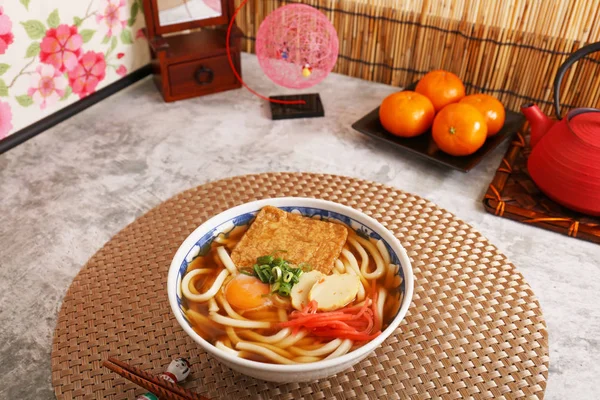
[554,41,600,119]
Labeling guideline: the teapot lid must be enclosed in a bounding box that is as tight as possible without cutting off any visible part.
[567,109,600,148]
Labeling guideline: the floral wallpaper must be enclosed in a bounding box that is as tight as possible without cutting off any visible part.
[0,0,150,141]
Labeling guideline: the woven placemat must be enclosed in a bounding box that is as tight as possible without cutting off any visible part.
[51,173,549,400]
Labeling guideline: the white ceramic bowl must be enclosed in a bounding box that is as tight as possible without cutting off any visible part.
[167,197,414,382]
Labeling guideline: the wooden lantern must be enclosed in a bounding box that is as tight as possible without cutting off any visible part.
[141,0,242,102]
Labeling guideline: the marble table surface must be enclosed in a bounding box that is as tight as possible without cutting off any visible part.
[1,54,598,399]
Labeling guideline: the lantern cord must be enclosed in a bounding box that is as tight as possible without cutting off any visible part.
[226,0,306,105]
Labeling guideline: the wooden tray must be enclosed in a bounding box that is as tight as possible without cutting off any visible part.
[351,83,526,172]
[483,129,600,244]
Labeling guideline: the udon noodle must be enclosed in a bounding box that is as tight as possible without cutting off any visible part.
[180,219,403,365]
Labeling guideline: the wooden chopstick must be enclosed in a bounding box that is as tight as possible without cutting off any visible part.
[103,357,209,400]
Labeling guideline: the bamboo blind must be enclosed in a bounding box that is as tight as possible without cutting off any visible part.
[235,0,600,114]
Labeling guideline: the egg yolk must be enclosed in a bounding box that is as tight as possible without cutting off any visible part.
[225,274,271,310]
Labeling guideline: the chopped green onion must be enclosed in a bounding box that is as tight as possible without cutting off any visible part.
[253,264,272,283]
[249,253,306,297]
[271,281,281,293]
[257,255,274,265]
[272,266,282,281]
[278,282,292,297]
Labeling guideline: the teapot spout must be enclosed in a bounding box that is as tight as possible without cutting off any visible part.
[521,103,555,148]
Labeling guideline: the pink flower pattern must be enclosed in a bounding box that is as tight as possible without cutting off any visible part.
[28,65,68,110]
[96,0,127,38]
[68,51,106,99]
[116,65,127,76]
[0,7,14,55]
[0,101,12,139]
[0,2,140,141]
[40,25,83,72]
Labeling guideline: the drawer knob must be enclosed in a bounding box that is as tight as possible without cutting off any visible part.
[194,66,214,86]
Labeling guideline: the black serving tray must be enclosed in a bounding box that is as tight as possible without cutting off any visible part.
[351,83,526,172]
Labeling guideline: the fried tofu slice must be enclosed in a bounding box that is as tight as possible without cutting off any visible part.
[230,206,348,274]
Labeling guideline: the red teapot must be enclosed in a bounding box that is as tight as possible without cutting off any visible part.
[521,41,600,216]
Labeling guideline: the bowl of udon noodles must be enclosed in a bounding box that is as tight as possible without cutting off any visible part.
[168,197,413,382]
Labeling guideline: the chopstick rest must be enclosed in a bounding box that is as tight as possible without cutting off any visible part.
[103,357,209,400]
[137,358,191,400]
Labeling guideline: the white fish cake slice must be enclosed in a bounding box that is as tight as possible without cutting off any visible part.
[291,270,324,310]
[309,274,360,311]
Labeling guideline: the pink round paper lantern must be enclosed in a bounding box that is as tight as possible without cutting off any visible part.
[256,4,339,90]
